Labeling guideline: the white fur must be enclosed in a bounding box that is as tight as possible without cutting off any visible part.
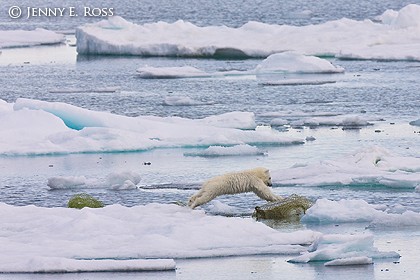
[188,167,283,209]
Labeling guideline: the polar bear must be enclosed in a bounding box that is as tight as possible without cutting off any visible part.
[188,167,283,209]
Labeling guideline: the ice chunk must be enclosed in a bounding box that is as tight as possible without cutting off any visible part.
[324,256,373,266]
[47,171,141,190]
[301,198,420,227]
[76,5,420,60]
[106,171,141,190]
[0,29,65,48]
[256,52,344,74]
[137,66,209,79]
[184,144,266,157]
[47,176,89,189]
[0,202,319,272]
[288,234,399,263]
[271,146,420,188]
[256,52,344,85]
[1,98,303,155]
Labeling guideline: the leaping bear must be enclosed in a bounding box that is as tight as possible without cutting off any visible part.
[188,167,283,209]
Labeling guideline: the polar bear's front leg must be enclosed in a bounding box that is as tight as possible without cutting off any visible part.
[252,181,283,202]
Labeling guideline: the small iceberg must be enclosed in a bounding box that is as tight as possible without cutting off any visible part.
[256,52,344,85]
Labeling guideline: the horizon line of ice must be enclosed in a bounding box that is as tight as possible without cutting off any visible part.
[76,4,420,60]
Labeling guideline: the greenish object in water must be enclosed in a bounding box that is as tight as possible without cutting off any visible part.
[67,193,104,209]
[253,194,313,220]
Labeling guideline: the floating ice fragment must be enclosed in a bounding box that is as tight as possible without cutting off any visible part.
[184,144,266,157]
[0,29,65,48]
[288,234,399,263]
[256,53,344,85]
[324,256,373,266]
[137,66,210,79]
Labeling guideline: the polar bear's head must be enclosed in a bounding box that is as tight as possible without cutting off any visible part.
[249,167,272,186]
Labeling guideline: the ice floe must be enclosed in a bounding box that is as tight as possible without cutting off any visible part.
[0,29,65,48]
[137,66,210,79]
[184,144,266,157]
[256,52,344,85]
[136,53,343,85]
[0,202,318,272]
[288,233,400,264]
[0,98,303,155]
[76,4,420,60]
[0,201,403,272]
[301,198,420,227]
[47,171,142,190]
[271,146,420,188]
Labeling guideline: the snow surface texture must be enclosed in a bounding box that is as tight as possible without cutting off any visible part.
[76,4,420,60]
[271,146,420,189]
[0,29,65,48]
[0,98,303,155]
[0,202,401,272]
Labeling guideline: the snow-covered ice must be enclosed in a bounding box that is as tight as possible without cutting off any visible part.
[271,146,420,188]
[0,202,318,272]
[0,29,65,49]
[288,233,399,264]
[137,66,210,79]
[47,171,142,190]
[184,144,266,157]
[0,200,406,272]
[76,4,420,60]
[0,98,303,155]
[301,198,420,227]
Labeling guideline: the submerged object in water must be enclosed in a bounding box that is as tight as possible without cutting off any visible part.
[253,194,313,220]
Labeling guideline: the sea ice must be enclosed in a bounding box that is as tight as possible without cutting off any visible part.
[301,198,420,227]
[256,52,344,74]
[271,146,420,188]
[76,4,420,60]
[47,171,141,190]
[324,256,373,266]
[288,234,398,264]
[0,98,303,155]
[183,144,266,157]
[0,202,318,272]
[0,29,65,48]
[137,66,210,78]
